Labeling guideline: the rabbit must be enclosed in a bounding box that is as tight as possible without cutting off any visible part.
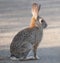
[10,3,47,61]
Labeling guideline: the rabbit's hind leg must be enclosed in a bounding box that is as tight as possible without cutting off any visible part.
[19,43,32,60]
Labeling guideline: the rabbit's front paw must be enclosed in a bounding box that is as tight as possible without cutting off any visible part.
[35,55,40,60]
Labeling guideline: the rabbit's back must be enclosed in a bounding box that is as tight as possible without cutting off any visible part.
[11,27,38,45]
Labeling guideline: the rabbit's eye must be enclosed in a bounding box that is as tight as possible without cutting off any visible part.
[41,20,44,23]
[39,18,42,23]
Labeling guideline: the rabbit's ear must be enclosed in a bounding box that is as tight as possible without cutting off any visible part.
[38,4,41,11]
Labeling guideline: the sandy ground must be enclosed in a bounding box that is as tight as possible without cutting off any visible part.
[0,0,60,63]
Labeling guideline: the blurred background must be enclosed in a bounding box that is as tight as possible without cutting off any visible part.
[0,0,60,61]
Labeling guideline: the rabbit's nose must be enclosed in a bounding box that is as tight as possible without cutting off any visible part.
[44,23,47,28]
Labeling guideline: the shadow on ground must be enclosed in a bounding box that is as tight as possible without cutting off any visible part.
[0,45,60,63]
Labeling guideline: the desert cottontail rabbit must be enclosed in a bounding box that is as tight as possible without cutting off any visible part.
[10,3,47,60]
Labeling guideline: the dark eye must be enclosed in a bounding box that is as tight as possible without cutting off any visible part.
[41,20,44,23]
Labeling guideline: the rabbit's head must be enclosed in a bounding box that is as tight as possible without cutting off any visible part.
[36,17,47,29]
[32,3,41,19]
